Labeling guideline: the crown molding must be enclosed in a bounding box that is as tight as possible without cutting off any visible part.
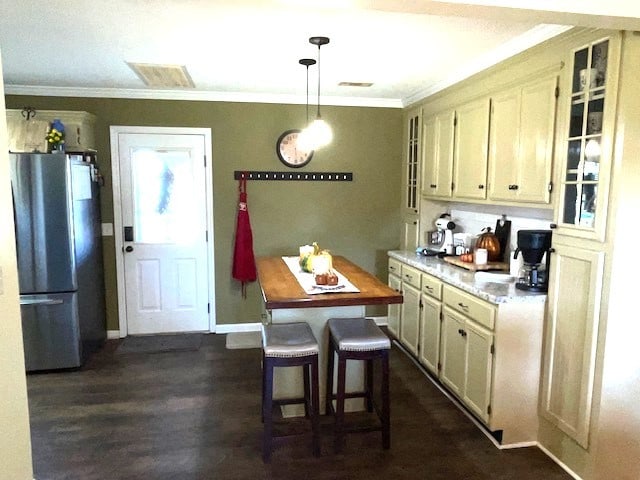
[4,84,403,109]
[402,24,572,107]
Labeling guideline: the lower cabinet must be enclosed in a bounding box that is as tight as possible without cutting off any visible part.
[387,256,545,445]
[419,293,442,375]
[399,265,422,356]
[418,273,443,375]
[540,241,605,448]
[440,308,467,397]
[461,317,494,423]
[387,259,402,338]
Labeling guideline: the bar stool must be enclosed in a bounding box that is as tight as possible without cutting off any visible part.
[325,317,391,453]
[261,322,320,462]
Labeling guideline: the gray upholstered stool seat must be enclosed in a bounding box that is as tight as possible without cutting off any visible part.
[262,322,320,358]
[328,317,391,352]
[261,322,320,462]
[326,317,391,453]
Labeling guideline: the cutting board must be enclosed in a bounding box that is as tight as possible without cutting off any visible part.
[494,218,512,262]
[444,256,510,272]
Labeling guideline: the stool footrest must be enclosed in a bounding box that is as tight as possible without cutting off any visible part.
[273,397,308,406]
[328,391,368,400]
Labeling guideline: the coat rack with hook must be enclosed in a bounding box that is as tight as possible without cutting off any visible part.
[233,171,353,182]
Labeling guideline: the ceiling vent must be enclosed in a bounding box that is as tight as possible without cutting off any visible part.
[127,63,195,88]
[338,81,373,87]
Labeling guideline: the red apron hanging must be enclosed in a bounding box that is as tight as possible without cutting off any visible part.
[232,174,257,297]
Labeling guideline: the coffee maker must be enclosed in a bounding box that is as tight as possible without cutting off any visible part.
[513,230,552,292]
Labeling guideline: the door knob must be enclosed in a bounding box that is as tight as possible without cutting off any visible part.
[125,246,134,252]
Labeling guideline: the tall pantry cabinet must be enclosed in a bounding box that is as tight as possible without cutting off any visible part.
[541,33,621,450]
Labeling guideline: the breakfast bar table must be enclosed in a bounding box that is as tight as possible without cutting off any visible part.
[257,255,402,416]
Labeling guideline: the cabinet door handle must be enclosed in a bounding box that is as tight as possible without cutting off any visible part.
[458,328,464,336]
[478,184,485,189]
[430,184,437,188]
[457,302,469,311]
[508,184,519,190]
[549,248,556,253]
[550,223,557,229]
[424,286,433,292]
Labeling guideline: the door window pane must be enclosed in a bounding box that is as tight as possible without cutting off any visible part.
[131,148,199,244]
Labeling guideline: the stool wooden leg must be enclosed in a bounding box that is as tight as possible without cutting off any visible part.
[381,350,390,450]
[366,358,374,412]
[263,358,274,463]
[325,343,335,415]
[335,353,347,453]
[303,363,311,418]
[310,355,321,456]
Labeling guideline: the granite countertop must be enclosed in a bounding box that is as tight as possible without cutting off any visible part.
[388,250,547,305]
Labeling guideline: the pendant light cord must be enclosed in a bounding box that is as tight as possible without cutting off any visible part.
[316,44,321,118]
[306,64,310,124]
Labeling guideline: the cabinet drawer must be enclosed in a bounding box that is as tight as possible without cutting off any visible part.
[388,258,402,277]
[421,273,442,300]
[443,286,495,330]
[401,265,422,289]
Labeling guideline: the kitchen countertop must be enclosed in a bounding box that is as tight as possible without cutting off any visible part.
[388,250,547,305]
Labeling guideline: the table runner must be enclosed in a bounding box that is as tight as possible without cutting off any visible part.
[281,256,360,295]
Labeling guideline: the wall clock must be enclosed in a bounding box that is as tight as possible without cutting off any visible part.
[276,129,313,168]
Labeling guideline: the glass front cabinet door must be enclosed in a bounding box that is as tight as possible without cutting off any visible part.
[555,35,620,241]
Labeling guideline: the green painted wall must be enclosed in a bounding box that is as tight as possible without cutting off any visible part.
[6,95,402,330]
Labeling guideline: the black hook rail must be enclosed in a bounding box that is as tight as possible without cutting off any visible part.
[234,171,353,182]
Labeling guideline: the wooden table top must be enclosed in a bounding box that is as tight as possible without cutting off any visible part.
[257,255,403,310]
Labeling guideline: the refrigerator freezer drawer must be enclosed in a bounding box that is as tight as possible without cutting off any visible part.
[20,293,81,371]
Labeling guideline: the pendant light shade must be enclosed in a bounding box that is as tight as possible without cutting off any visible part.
[304,117,332,148]
[301,36,332,150]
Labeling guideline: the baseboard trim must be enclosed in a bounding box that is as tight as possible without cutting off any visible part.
[370,315,388,326]
[107,330,120,339]
[536,443,583,480]
[215,323,262,334]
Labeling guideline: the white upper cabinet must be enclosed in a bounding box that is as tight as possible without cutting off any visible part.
[488,75,558,204]
[403,108,422,216]
[421,110,455,199]
[453,97,490,200]
[553,35,621,241]
[7,109,97,152]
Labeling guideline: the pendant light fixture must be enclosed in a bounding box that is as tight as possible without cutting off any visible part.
[302,36,332,150]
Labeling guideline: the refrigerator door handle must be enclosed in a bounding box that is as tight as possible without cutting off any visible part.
[20,296,64,306]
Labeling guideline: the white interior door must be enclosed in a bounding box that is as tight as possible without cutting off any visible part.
[114,130,211,335]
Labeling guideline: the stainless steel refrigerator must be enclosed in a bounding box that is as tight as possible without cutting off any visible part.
[10,152,106,371]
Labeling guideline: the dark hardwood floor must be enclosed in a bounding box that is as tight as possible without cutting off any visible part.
[27,333,571,480]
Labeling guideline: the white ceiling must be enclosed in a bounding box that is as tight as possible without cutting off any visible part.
[1,1,639,108]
